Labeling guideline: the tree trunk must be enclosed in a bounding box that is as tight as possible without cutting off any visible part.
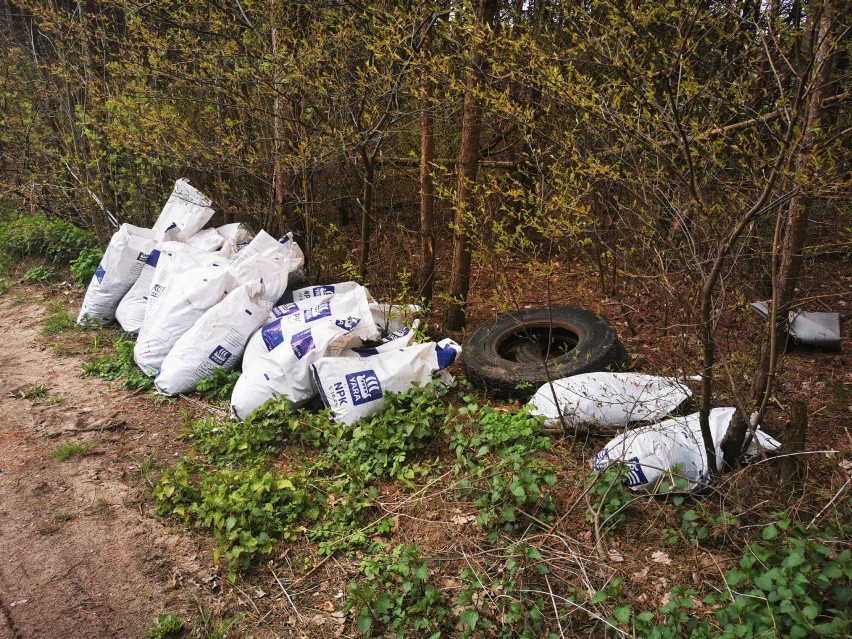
[444,0,498,330]
[752,6,836,405]
[777,401,808,502]
[419,25,435,309]
[358,146,374,282]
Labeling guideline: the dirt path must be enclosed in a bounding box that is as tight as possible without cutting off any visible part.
[0,297,215,639]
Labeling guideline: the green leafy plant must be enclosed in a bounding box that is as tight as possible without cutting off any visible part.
[344,544,451,637]
[447,397,557,535]
[21,383,50,399]
[585,465,635,532]
[195,368,241,404]
[70,247,104,285]
[82,331,154,390]
[24,265,56,282]
[0,214,98,265]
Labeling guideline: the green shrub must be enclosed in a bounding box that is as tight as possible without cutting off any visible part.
[81,331,154,390]
[0,213,98,264]
[70,247,104,285]
[24,265,56,282]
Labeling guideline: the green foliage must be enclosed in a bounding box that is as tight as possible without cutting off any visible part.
[155,461,321,579]
[20,383,50,399]
[24,265,56,282]
[194,368,241,404]
[0,214,98,265]
[680,504,740,547]
[81,331,154,391]
[146,613,185,639]
[453,543,552,638]
[52,441,96,460]
[585,465,635,532]
[447,397,557,535]
[618,508,852,638]
[70,247,104,285]
[344,544,451,638]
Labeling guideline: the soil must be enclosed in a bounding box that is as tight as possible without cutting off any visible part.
[0,240,849,638]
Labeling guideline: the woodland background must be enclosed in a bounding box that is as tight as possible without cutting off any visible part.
[1,0,849,458]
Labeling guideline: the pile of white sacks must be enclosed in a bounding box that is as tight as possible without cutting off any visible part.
[527,373,781,493]
[77,179,460,424]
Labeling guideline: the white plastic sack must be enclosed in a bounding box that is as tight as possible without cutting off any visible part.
[151,178,215,241]
[216,223,252,255]
[133,262,232,375]
[77,223,158,326]
[276,281,362,305]
[230,314,369,420]
[154,281,271,396]
[228,250,299,306]
[369,303,420,338]
[528,373,692,430]
[340,319,421,357]
[119,241,231,335]
[592,407,782,493]
[229,230,304,272]
[242,286,380,369]
[185,228,225,252]
[311,338,462,425]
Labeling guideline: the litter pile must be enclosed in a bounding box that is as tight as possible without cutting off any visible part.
[527,372,781,493]
[77,179,460,423]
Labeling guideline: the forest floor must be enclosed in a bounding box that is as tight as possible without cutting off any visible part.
[0,242,849,638]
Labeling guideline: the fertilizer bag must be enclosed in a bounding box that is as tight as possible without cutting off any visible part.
[230,314,370,420]
[151,178,215,241]
[593,407,781,493]
[77,223,158,326]
[242,285,380,369]
[133,262,233,375]
[154,281,271,396]
[528,373,692,430]
[311,338,461,425]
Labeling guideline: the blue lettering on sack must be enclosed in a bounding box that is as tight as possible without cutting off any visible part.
[290,328,315,359]
[345,370,383,406]
[271,302,299,318]
[335,316,360,332]
[208,345,232,366]
[435,342,458,369]
[312,286,335,296]
[137,251,150,263]
[304,301,332,322]
[278,235,291,244]
[623,457,648,487]
[151,283,164,298]
[146,249,160,267]
[261,319,284,351]
[331,381,348,406]
[95,265,106,283]
[593,448,609,471]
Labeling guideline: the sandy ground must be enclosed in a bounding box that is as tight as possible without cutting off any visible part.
[0,298,216,639]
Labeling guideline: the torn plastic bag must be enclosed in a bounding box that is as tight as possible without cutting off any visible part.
[77,223,158,326]
[368,303,420,338]
[339,320,421,358]
[242,285,380,369]
[227,248,302,306]
[117,240,230,335]
[184,228,225,252]
[134,262,233,375]
[154,281,271,396]
[750,301,841,350]
[528,373,692,430]
[311,338,461,425]
[216,223,252,255]
[151,178,215,241]
[592,407,781,493]
[229,230,304,272]
[230,315,368,420]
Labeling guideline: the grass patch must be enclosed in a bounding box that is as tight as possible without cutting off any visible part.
[0,213,98,265]
[21,384,50,399]
[41,303,78,336]
[24,265,56,283]
[51,441,96,460]
[81,330,154,391]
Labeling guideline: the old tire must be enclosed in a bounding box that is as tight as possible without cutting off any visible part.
[463,306,627,398]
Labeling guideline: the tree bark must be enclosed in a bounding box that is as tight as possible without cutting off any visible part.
[444,0,498,330]
[752,6,836,405]
[419,24,435,309]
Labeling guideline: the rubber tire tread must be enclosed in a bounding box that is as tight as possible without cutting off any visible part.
[462,306,626,398]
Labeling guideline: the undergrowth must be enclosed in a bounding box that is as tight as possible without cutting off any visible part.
[0,213,98,265]
[81,331,154,391]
